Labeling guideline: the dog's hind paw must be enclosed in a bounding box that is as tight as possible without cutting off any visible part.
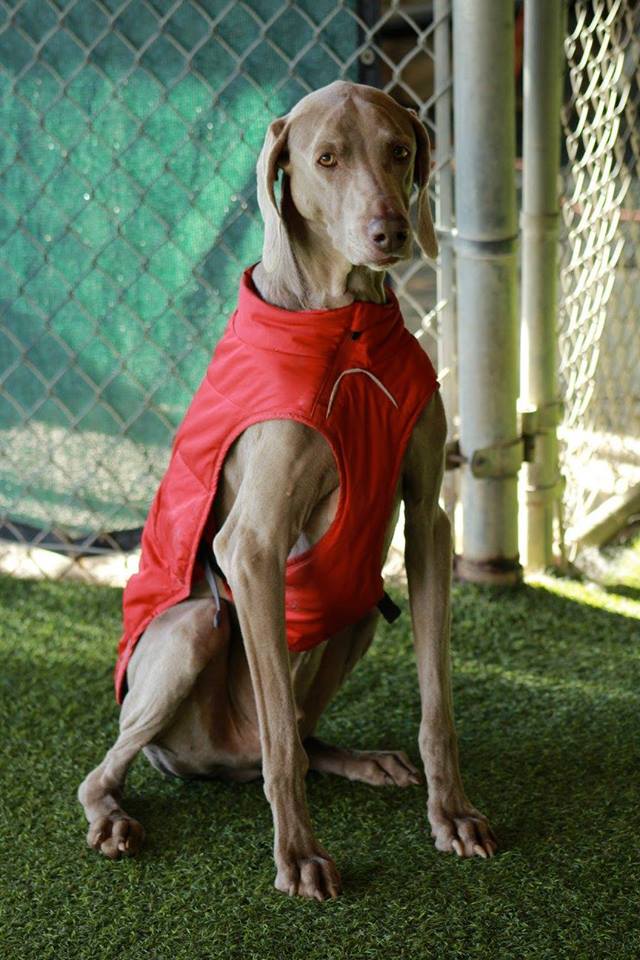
[87,814,145,860]
[306,738,422,787]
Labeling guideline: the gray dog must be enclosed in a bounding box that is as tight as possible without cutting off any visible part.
[79,81,496,900]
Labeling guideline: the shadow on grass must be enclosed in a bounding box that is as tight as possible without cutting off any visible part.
[603,582,640,602]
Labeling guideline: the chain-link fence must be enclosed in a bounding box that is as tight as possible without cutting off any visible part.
[1,0,638,582]
[0,0,449,580]
[558,0,640,552]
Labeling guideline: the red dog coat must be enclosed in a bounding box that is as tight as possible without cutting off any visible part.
[114,265,439,703]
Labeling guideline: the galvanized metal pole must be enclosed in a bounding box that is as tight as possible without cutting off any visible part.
[452,0,521,584]
[433,0,457,531]
[521,0,565,570]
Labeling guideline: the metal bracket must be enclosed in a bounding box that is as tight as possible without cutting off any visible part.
[446,437,524,478]
[520,399,564,435]
[519,399,564,462]
[471,437,524,478]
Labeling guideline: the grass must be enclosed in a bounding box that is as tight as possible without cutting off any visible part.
[1,544,639,960]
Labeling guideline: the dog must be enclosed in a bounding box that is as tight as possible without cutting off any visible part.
[78,80,496,900]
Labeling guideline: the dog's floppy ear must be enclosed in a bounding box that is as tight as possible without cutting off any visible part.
[256,114,305,299]
[405,108,438,260]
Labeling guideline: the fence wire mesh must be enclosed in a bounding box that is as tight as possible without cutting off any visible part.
[558,0,640,549]
[3,0,638,583]
[0,0,448,579]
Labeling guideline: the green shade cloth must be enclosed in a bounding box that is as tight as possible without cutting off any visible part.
[0,0,359,537]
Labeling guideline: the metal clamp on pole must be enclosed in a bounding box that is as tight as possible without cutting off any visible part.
[454,233,519,259]
[520,399,564,461]
[520,398,564,435]
[470,437,524,479]
[445,437,524,478]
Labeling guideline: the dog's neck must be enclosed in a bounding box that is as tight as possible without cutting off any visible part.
[252,184,387,311]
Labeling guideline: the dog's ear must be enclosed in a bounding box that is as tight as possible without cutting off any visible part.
[405,108,438,260]
[256,114,305,298]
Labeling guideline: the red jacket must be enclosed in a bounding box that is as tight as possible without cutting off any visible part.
[114,265,439,703]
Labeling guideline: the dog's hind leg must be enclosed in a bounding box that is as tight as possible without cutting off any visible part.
[305,739,422,787]
[298,611,421,788]
[77,598,227,859]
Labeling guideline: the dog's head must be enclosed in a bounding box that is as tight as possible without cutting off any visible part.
[256,81,438,279]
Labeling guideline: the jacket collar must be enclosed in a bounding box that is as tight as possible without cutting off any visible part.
[232,263,404,356]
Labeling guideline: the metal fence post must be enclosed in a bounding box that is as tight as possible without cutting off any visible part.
[452,0,521,583]
[433,0,457,529]
[521,0,565,570]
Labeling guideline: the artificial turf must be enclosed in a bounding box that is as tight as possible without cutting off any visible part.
[1,546,639,960]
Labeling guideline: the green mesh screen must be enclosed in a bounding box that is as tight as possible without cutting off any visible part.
[0,0,360,544]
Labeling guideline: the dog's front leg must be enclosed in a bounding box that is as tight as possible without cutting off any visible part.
[215,523,340,898]
[213,426,342,899]
[403,396,497,859]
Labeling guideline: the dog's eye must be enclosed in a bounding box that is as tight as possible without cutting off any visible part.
[317,153,337,168]
[392,144,410,161]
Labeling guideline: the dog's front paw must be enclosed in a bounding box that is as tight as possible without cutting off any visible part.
[428,799,497,859]
[275,846,342,900]
[87,813,145,860]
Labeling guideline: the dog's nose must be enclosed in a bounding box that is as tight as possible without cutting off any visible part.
[367,216,410,254]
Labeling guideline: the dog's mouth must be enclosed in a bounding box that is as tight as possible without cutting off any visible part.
[366,241,413,269]
[349,240,413,271]
[364,253,404,270]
